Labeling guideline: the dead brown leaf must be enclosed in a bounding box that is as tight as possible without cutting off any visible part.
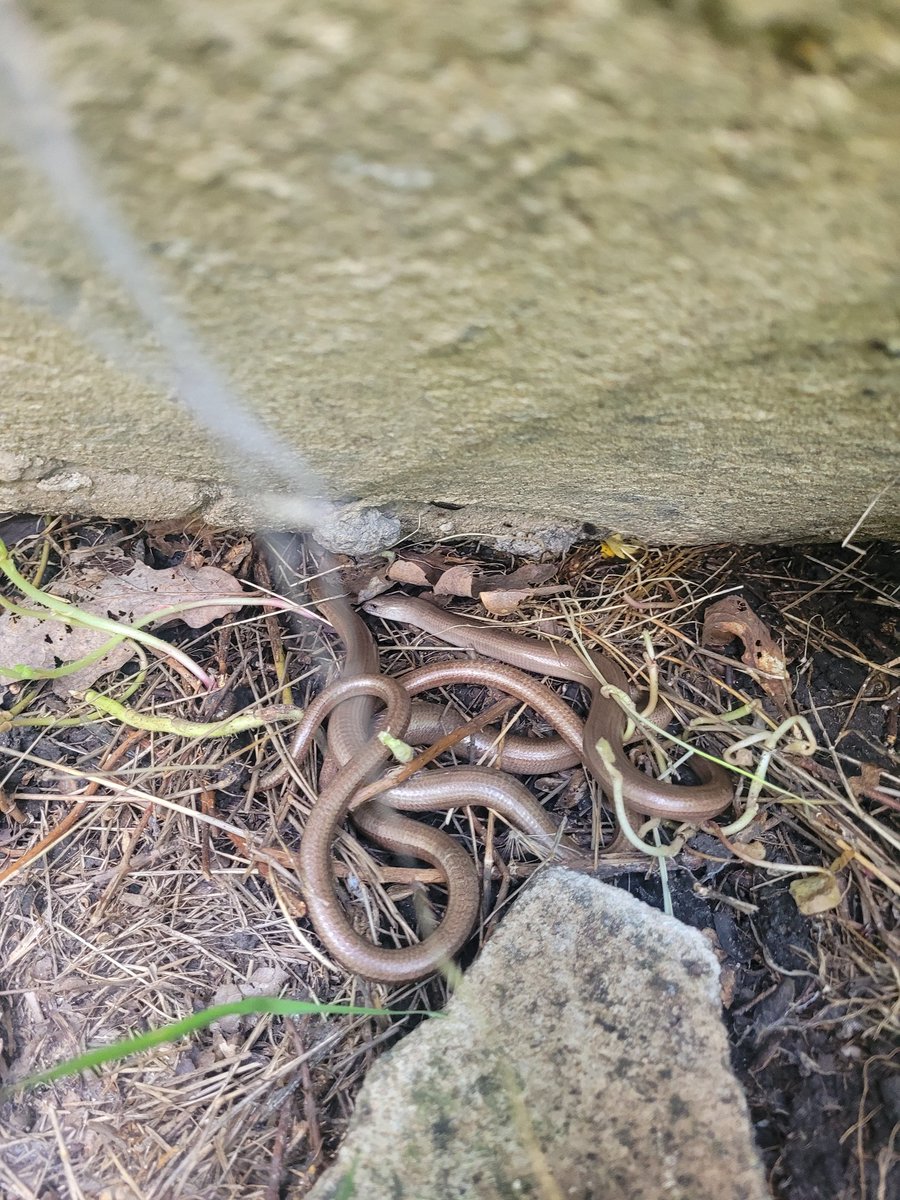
[387,558,438,587]
[0,548,247,696]
[76,554,247,629]
[479,588,534,616]
[477,565,563,613]
[702,594,792,708]
[386,549,467,589]
[0,617,136,697]
[336,557,391,603]
[354,569,393,604]
[222,539,253,572]
[434,565,477,597]
[482,564,558,590]
[479,580,567,617]
[847,763,889,805]
[143,519,223,557]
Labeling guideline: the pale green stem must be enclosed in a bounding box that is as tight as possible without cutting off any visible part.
[652,824,674,915]
[638,631,660,720]
[1,535,320,691]
[1,647,149,731]
[718,803,760,836]
[595,737,683,859]
[0,595,306,684]
[599,682,808,802]
[0,538,216,688]
[690,701,760,728]
[81,689,305,738]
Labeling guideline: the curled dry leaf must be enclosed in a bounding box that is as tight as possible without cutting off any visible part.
[389,557,563,614]
[434,562,560,601]
[481,564,558,591]
[222,539,253,572]
[386,549,463,589]
[143,519,223,557]
[388,558,440,588]
[479,585,568,618]
[472,564,562,615]
[434,565,477,597]
[847,763,886,804]
[0,549,247,697]
[702,595,792,708]
[479,588,534,616]
[354,570,393,604]
[336,557,392,604]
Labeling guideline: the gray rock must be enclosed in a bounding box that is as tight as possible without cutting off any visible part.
[307,870,769,1200]
[312,503,403,555]
[1,2,898,548]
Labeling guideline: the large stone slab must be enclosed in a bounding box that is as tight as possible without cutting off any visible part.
[306,870,769,1200]
[1,1,898,547]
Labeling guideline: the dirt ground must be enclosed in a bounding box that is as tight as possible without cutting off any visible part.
[0,518,897,1199]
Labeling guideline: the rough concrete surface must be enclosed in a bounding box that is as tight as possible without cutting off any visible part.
[1,1,898,548]
[306,869,770,1200]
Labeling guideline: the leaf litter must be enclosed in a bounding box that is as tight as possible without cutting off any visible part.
[0,521,897,1200]
[385,551,565,613]
[0,545,246,695]
[702,593,793,709]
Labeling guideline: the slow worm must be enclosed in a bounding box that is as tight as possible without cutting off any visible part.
[364,594,734,822]
[382,700,580,775]
[272,552,732,982]
[290,672,482,981]
[283,548,600,982]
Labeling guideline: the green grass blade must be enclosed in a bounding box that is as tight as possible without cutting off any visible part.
[2,996,438,1096]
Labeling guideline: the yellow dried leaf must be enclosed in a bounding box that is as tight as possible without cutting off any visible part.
[790,873,842,916]
[600,533,641,560]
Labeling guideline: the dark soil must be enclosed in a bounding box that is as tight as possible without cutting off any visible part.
[625,543,899,1200]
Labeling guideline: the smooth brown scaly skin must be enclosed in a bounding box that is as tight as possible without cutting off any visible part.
[287,548,596,982]
[383,699,580,775]
[288,672,481,982]
[278,552,732,983]
[364,594,734,823]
